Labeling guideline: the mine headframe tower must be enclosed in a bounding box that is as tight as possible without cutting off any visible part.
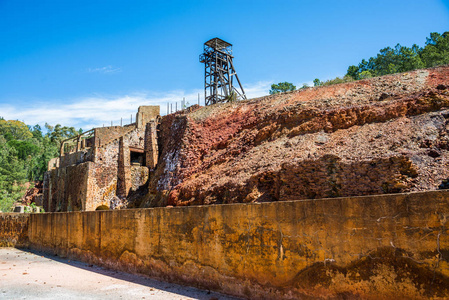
[199,37,247,106]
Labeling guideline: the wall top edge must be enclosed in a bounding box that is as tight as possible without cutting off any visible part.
[23,189,449,216]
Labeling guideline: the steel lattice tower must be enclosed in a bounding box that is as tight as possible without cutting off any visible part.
[199,38,246,106]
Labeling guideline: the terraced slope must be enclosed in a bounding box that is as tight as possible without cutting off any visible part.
[144,66,449,207]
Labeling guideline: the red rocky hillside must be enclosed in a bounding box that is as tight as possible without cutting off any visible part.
[144,66,449,207]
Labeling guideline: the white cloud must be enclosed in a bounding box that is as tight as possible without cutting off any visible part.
[0,81,271,131]
[87,65,122,74]
[243,81,272,99]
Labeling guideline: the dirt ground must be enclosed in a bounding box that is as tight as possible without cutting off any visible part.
[0,248,239,300]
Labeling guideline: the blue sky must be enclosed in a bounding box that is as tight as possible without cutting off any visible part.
[1,0,448,130]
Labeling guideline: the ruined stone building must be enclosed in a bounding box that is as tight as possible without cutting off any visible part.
[43,106,160,212]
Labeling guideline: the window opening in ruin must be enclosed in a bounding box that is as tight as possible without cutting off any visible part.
[130,150,145,166]
[95,205,109,211]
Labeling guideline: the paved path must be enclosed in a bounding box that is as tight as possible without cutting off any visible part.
[0,248,239,300]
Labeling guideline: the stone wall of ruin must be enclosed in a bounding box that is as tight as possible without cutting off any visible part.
[59,147,94,168]
[2,190,449,299]
[130,166,149,191]
[42,120,158,212]
[43,161,92,212]
[94,125,136,148]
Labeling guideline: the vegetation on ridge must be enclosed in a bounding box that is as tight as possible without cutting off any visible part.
[345,32,449,80]
[0,118,81,212]
[270,31,449,92]
[269,82,296,94]
[319,31,449,86]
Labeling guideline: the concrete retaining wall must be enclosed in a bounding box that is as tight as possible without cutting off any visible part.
[2,190,449,298]
[0,213,29,247]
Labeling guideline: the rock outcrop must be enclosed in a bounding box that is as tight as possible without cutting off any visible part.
[146,66,449,207]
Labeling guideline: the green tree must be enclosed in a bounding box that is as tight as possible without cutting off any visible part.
[30,124,43,140]
[347,65,360,80]
[359,70,373,79]
[421,32,449,67]
[0,117,82,210]
[346,31,447,80]
[0,119,32,141]
[400,44,424,71]
[313,78,322,87]
[47,124,80,143]
[269,82,296,94]
[0,136,27,211]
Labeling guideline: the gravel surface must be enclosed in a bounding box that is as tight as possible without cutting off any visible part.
[0,248,239,300]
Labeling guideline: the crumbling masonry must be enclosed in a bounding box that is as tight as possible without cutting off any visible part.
[43,106,160,212]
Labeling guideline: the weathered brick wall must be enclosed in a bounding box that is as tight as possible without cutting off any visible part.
[117,137,131,197]
[125,127,146,149]
[0,213,29,247]
[94,125,136,147]
[24,190,449,299]
[145,121,158,169]
[43,162,92,212]
[130,166,149,191]
[90,138,121,209]
[43,124,152,211]
[59,147,94,168]
[136,106,160,129]
[41,105,160,212]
